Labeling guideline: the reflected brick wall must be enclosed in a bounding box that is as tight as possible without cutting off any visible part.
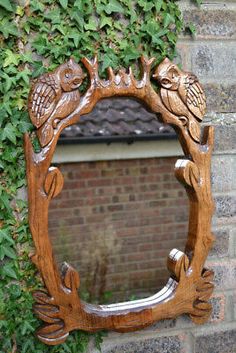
[48,156,189,302]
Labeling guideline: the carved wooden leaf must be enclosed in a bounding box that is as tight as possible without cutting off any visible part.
[188,119,201,143]
[37,323,69,345]
[190,300,212,324]
[189,164,200,187]
[197,287,214,302]
[175,159,199,188]
[34,304,60,324]
[37,121,54,147]
[33,290,52,305]
[44,167,64,198]
[63,263,80,291]
[194,301,212,311]
[202,269,214,282]
[196,269,214,301]
[189,269,214,324]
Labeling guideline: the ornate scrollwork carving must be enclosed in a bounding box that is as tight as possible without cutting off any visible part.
[24,55,215,345]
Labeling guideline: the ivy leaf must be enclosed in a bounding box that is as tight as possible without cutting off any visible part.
[167,31,177,44]
[21,321,35,335]
[0,229,15,246]
[0,0,13,12]
[0,18,18,38]
[163,13,175,28]
[45,8,61,24]
[155,0,163,12]
[67,32,81,47]
[1,263,17,279]
[59,0,68,9]
[100,16,113,29]
[151,35,164,46]
[16,5,24,16]
[0,245,16,260]
[123,47,140,64]
[137,0,153,11]
[2,123,17,144]
[101,54,113,72]
[186,23,196,35]
[3,49,20,67]
[104,0,124,14]
[68,11,84,30]
[0,73,14,92]
[52,24,66,35]
[84,18,97,31]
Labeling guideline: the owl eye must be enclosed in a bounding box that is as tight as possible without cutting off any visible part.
[171,70,178,79]
[64,70,72,79]
[162,78,171,86]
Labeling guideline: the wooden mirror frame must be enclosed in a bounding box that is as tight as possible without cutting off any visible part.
[24,56,215,346]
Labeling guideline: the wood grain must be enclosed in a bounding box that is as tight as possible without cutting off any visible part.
[24,56,215,345]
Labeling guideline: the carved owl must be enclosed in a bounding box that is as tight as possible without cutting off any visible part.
[153,58,206,143]
[28,58,85,129]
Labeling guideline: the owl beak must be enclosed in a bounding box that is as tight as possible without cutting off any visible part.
[73,77,83,86]
[152,72,158,79]
[152,71,161,82]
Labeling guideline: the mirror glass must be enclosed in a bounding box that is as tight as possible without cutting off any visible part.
[48,98,189,304]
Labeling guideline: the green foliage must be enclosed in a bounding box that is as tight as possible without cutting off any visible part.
[0,0,200,351]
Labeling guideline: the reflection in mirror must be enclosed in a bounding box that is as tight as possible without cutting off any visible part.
[48,98,189,304]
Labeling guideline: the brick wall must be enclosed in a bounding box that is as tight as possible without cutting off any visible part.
[84,1,236,352]
[49,157,188,302]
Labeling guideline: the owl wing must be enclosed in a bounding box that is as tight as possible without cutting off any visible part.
[28,74,61,128]
[161,87,201,143]
[184,74,206,121]
[160,88,190,117]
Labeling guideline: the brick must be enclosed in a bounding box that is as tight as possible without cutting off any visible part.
[63,180,86,189]
[210,228,230,258]
[204,83,236,113]
[194,328,236,353]
[211,155,236,193]
[190,43,236,80]
[182,8,236,40]
[87,178,112,187]
[206,260,236,290]
[213,124,236,153]
[103,334,187,353]
[209,294,226,323]
[214,195,236,219]
[233,291,236,321]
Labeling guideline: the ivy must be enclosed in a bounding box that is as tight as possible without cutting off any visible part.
[0,0,200,351]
